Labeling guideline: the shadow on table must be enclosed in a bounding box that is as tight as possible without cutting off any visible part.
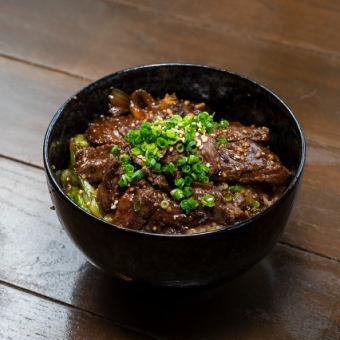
[70,254,285,339]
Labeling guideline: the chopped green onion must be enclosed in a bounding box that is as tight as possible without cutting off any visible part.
[176,143,185,153]
[131,147,141,156]
[144,143,159,157]
[119,154,130,163]
[156,137,168,149]
[175,178,185,187]
[249,200,260,208]
[205,121,214,132]
[170,188,184,201]
[147,158,157,168]
[192,163,204,174]
[182,165,191,174]
[186,140,197,153]
[198,111,210,121]
[171,115,182,124]
[201,193,215,207]
[199,175,209,183]
[219,119,229,128]
[182,186,193,198]
[184,176,193,186]
[123,164,135,175]
[140,121,152,130]
[166,129,177,139]
[160,200,170,209]
[162,162,176,174]
[152,125,162,137]
[217,137,228,147]
[141,142,148,152]
[118,174,129,187]
[153,162,162,172]
[177,157,187,167]
[73,134,90,148]
[230,185,242,193]
[111,145,120,155]
[188,155,200,164]
[118,109,230,213]
[183,115,193,125]
[191,173,197,180]
[131,169,144,181]
[180,197,199,214]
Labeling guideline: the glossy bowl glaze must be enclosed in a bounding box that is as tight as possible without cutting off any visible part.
[44,64,305,287]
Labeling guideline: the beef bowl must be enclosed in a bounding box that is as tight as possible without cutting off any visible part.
[43,64,305,287]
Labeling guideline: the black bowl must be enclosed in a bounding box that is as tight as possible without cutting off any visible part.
[44,64,305,288]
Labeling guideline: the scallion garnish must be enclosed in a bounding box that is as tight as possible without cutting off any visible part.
[229,185,242,193]
[170,188,184,201]
[201,194,215,207]
[217,137,228,147]
[111,145,120,155]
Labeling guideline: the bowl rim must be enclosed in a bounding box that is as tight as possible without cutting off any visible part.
[43,63,306,239]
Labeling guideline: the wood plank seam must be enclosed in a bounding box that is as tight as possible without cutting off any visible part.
[280,241,340,264]
[0,52,91,83]
[0,278,158,340]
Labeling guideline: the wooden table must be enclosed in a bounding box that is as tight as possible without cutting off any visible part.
[0,1,339,339]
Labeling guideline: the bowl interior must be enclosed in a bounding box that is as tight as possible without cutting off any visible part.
[46,64,304,190]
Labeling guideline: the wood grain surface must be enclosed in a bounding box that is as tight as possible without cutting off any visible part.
[1,0,340,149]
[0,0,339,339]
[0,284,147,340]
[0,157,339,339]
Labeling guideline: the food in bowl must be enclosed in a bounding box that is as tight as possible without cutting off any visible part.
[58,88,292,234]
